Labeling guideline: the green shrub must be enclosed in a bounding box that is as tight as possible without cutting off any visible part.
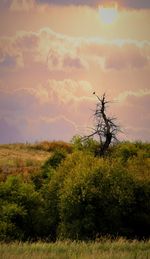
[0,202,26,241]
[0,176,45,241]
[112,142,150,163]
[41,148,68,181]
[32,141,72,153]
[126,180,150,238]
[71,135,99,155]
[56,153,136,239]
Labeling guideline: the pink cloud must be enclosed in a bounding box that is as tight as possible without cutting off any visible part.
[47,47,88,71]
[0,27,149,142]
[105,44,149,70]
[15,32,39,49]
[0,29,89,73]
[10,0,36,11]
[0,38,23,70]
[0,117,23,144]
[34,116,77,141]
[0,85,149,143]
[4,0,150,10]
[0,80,94,142]
[78,40,150,70]
[112,91,150,141]
[1,29,149,77]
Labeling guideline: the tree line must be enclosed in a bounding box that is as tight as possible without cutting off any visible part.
[0,139,150,241]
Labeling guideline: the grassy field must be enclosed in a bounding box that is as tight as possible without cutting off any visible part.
[0,143,51,180]
[0,141,71,180]
[0,239,150,259]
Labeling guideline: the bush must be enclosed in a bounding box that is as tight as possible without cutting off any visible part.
[56,152,136,239]
[71,135,99,155]
[0,202,26,241]
[126,180,150,238]
[32,141,72,153]
[40,148,68,181]
[112,142,150,163]
[0,176,45,241]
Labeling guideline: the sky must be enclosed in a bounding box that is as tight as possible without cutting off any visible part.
[0,0,150,143]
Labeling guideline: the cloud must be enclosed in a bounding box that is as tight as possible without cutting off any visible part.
[15,32,39,49]
[47,47,88,71]
[0,118,23,144]
[36,79,94,124]
[0,0,12,10]
[0,38,24,70]
[124,127,150,142]
[79,40,150,70]
[17,29,150,71]
[0,78,93,115]
[1,29,149,74]
[0,28,149,86]
[0,115,76,143]
[0,26,149,142]
[0,88,40,115]
[36,0,150,9]
[105,44,149,70]
[2,0,150,11]
[0,55,17,69]
[113,91,150,141]
[36,0,94,6]
[35,116,77,141]
[0,29,88,72]
[121,0,150,9]
[46,79,93,103]
[0,80,94,143]
[0,82,150,143]
[10,0,35,11]
[117,89,150,102]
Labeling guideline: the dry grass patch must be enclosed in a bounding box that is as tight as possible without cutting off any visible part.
[0,144,50,180]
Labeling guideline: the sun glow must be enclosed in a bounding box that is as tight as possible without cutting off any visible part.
[99,4,118,24]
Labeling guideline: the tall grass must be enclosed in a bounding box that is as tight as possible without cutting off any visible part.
[0,239,150,259]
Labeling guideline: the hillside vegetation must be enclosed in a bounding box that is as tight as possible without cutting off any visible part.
[0,141,71,181]
[0,138,150,242]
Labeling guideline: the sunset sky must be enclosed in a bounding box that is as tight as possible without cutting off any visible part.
[0,0,150,143]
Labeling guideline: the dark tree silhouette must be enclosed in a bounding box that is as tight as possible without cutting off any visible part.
[85,93,120,156]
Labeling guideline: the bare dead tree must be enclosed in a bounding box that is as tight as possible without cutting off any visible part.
[84,93,120,156]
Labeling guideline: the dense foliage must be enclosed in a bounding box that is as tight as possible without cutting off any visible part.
[0,139,150,241]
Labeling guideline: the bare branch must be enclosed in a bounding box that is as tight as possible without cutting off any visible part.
[86,92,120,156]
